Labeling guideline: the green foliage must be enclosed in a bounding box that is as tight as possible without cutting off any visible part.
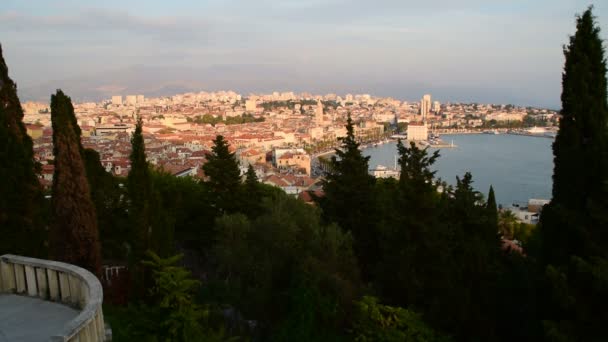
[397,140,439,189]
[523,114,548,127]
[375,140,446,309]
[0,43,45,257]
[187,113,264,126]
[261,101,296,111]
[242,165,263,218]
[486,185,498,229]
[498,209,518,239]
[541,6,608,264]
[211,193,361,340]
[50,89,102,276]
[143,251,208,341]
[105,252,230,342]
[321,114,376,277]
[244,164,258,186]
[397,122,408,132]
[127,119,175,260]
[203,135,242,213]
[437,172,501,339]
[541,256,608,341]
[352,296,451,342]
[128,117,153,260]
[538,8,608,342]
[551,6,608,211]
[84,148,129,259]
[513,222,536,246]
[150,171,214,251]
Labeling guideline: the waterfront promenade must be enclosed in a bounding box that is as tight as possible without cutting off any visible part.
[434,127,557,139]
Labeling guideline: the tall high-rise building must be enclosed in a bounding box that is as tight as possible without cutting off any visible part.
[315,99,324,125]
[432,100,441,113]
[136,95,145,103]
[125,95,137,105]
[245,98,257,112]
[111,96,122,106]
[420,94,431,121]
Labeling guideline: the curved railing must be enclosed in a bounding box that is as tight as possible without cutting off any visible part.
[0,254,106,341]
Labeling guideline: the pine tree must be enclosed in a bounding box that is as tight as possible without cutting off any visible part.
[49,90,101,276]
[245,164,258,189]
[0,44,44,256]
[376,140,445,308]
[202,135,241,213]
[321,114,376,276]
[439,172,501,339]
[397,140,440,193]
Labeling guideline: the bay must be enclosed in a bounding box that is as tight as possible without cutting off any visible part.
[363,134,553,207]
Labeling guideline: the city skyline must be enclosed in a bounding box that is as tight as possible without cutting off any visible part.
[1,0,607,108]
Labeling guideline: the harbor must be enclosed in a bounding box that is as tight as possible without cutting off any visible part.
[364,133,553,207]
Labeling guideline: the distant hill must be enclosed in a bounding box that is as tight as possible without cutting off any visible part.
[18,64,303,103]
[18,64,559,108]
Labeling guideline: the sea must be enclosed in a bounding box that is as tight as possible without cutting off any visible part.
[363,134,553,207]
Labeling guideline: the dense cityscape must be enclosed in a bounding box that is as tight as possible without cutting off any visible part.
[21,91,558,193]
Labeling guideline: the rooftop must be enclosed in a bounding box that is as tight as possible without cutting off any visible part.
[0,294,79,342]
[0,255,107,342]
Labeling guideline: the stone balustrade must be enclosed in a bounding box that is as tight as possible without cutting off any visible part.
[0,254,106,341]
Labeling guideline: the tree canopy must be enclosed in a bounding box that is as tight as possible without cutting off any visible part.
[49,90,102,276]
[0,43,44,256]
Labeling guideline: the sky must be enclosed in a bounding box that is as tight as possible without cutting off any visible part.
[1,0,607,107]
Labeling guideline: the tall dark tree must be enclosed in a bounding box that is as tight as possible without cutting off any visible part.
[128,117,153,261]
[486,185,498,231]
[84,148,127,259]
[202,135,242,213]
[541,7,608,264]
[49,90,101,276]
[538,8,608,341]
[0,44,44,256]
[245,164,258,189]
[242,164,262,218]
[376,140,444,307]
[320,114,376,277]
[437,172,501,340]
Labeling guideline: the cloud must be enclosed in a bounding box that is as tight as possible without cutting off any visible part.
[0,8,215,41]
[2,0,607,108]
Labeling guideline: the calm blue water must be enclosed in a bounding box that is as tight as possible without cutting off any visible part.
[363,134,553,207]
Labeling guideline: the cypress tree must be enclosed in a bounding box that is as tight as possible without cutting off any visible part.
[538,8,608,341]
[486,185,498,231]
[202,135,241,213]
[541,7,608,264]
[128,117,153,260]
[0,44,44,256]
[321,114,376,277]
[50,90,101,276]
[243,164,263,218]
[84,148,125,259]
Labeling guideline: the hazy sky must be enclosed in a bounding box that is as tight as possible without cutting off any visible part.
[1,0,607,107]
